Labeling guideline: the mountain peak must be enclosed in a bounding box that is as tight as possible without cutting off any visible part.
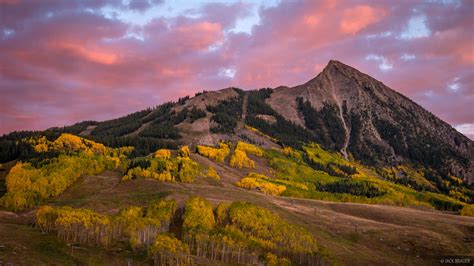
[327,59,344,67]
[322,60,363,77]
[266,60,474,184]
[299,60,368,97]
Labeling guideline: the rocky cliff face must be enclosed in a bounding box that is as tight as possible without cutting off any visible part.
[266,60,473,183]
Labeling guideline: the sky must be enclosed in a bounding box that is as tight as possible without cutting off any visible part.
[0,0,473,139]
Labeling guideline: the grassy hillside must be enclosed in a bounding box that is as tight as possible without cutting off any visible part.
[0,135,473,265]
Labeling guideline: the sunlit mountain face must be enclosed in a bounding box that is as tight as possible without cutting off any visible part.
[1,0,473,139]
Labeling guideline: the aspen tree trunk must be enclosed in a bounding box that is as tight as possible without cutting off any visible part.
[220,245,225,261]
[237,246,241,263]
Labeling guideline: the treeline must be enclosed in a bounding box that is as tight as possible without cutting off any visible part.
[0,103,181,162]
[189,106,206,122]
[268,143,472,211]
[149,234,193,265]
[139,123,181,139]
[235,141,264,156]
[428,197,463,212]
[377,167,430,192]
[374,117,472,202]
[139,104,206,139]
[206,166,220,181]
[88,136,178,157]
[138,104,183,139]
[347,112,385,166]
[196,141,264,169]
[0,130,61,163]
[346,98,471,200]
[245,89,316,148]
[316,179,385,198]
[373,104,469,172]
[230,149,254,169]
[297,98,346,151]
[0,101,206,161]
[62,120,99,134]
[303,153,357,178]
[91,109,152,138]
[0,138,35,163]
[35,197,325,265]
[27,133,123,155]
[27,133,133,160]
[84,101,184,154]
[206,89,244,134]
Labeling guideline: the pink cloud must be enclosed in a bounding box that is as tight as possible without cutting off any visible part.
[173,21,223,51]
[340,5,386,34]
[0,0,472,140]
[51,42,119,65]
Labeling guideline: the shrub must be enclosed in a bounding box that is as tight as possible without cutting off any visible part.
[235,141,263,157]
[236,173,286,196]
[230,150,254,169]
[281,146,302,160]
[460,204,474,217]
[154,149,171,159]
[177,157,200,183]
[189,106,206,122]
[196,143,230,163]
[179,146,191,157]
[207,166,220,181]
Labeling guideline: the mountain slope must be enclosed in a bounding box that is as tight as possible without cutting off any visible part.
[266,60,473,184]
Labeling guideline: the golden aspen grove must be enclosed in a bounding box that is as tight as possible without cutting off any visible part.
[196,142,230,163]
[1,134,130,211]
[229,141,264,169]
[122,146,200,183]
[34,197,324,265]
[236,172,286,196]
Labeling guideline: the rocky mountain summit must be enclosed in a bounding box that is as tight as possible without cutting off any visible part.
[267,60,474,183]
